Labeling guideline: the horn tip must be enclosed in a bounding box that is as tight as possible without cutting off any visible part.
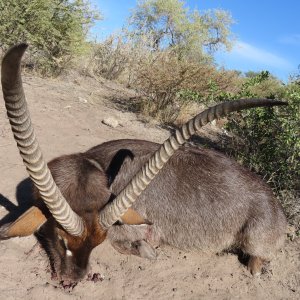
[274,100,288,106]
[2,43,28,73]
[0,223,11,240]
[261,99,289,107]
[1,43,29,89]
[2,43,28,62]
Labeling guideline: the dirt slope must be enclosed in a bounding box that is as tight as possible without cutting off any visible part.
[0,74,299,300]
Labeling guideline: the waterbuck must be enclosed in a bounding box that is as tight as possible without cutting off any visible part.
[0,44,287,284]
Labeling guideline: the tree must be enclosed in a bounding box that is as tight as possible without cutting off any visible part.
[127,0,233,59]
[290,64,300,84]
[0,0,100,73]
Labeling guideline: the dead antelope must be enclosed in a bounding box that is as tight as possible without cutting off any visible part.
[0,44,287,284]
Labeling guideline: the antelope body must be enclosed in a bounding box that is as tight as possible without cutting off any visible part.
[0,44,287,283]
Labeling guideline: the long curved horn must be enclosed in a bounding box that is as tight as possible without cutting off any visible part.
[99,98,286,228]
[1,44,85,237]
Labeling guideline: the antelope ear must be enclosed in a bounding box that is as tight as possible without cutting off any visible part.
[106,149,134,186]
[0,206,47,239]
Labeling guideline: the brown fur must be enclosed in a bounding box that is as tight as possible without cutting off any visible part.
[2,138,287,281]
[33,154,111,281]
[88,139,287,275]
[28,138,287,280]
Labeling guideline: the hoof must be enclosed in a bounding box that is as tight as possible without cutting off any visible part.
[248,256,265,276]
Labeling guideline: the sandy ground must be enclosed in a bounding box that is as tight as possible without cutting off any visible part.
[0,74,299,300]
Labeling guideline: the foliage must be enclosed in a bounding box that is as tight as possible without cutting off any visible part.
[81,33,154,84]
[133,49,205,123]
[83,36,131,80]
[289,64,300,84]
[127,0,233,59]
[212,71,273,101]
[0,0,100,74]
[225,98,299,190]
[177,69,240,104]
[132,49,240,123]
[215,73,300,227]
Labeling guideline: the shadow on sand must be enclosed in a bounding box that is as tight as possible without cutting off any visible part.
[0,178,34,226]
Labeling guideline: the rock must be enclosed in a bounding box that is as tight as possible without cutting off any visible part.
[102,117,119,128]
[78,97,88,103]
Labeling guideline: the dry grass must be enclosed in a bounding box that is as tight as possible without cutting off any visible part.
[131,50,240,123]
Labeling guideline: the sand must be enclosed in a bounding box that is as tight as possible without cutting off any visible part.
[0,74,299,299]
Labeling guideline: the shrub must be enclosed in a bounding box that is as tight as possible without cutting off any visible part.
[82,34,150,83]
[82,37,130,80]
[218,75,300,229]
[132,50,211,123]
[132,49,241,123]
[225,98,299,190]
[0,0,99,75]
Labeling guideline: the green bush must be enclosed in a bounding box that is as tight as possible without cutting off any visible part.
[0,0,99,74]
[225,96,299,192]
[217,75,300,229]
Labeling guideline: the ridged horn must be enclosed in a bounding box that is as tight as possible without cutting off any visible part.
[99,98,287,228]
[1,44,85,236]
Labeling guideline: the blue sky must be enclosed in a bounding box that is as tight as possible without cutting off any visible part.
[91,0,300,82]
